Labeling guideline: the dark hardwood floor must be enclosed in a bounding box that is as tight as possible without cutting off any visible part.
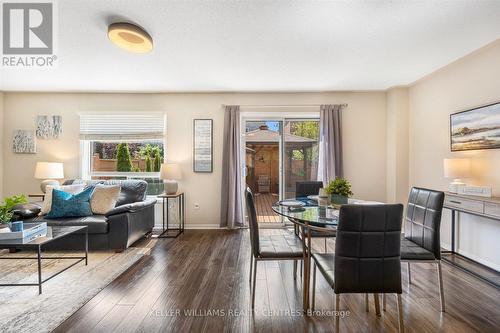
[54,229,500,333]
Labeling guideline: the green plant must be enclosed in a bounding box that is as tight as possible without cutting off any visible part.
[325,177,353,197]
[116,143,133,172]
[139,144,154,159]
[153,150,162,172]
[145,155,153,172]
[139,144,163,172]
[0,194,28,224]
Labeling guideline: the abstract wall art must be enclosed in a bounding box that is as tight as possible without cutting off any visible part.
[36,115,63,139]
[12,130,36,154]
[193,119,213,172]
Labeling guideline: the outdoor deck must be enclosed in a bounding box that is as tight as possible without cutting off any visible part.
[254,193,281,223]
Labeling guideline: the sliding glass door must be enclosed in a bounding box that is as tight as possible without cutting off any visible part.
[244,120,283,224]
[282,119,320,199]
[242,115,320,226]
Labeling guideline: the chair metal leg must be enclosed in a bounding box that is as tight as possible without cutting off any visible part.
[407,262,412,285]
[365,293,369,312]
[312,262,317,311]
[397,294,405,333]
[335,294,340,333]
[374,293,381,317]
[252,258,257,310]
[249,254,253,284]
[324,238,327,253]
[383,293,386,311]
[437,261,446,312]
[293,260,297,281]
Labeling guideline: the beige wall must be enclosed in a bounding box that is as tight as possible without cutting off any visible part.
[386,87,409,205]
[409,39,500,270]
[2,92,387,226]
[0,92,3,199]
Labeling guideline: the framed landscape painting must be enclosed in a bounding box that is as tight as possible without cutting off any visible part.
[450,101,500,151]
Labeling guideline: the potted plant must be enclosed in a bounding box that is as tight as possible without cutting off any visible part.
[0,194,28,232]
[325,177,353,205]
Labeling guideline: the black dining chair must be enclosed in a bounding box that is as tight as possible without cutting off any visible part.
[399,187,445,312]
[295,181,335,252]
[311,204,405,333]
[295,181,324,198]
[245,187,304,310]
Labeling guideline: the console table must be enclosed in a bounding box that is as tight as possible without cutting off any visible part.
[443,192,500,288]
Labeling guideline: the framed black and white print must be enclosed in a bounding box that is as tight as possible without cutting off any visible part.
[12,130,36,154]
[36,115,62,139]
[193,119,213,172]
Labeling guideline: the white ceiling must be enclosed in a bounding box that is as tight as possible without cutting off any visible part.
[2,0,500,92]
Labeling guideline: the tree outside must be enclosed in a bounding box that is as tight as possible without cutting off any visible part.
[288,121,319,162]
[153,149,162,172]
[116,143,133,172]
[92,140,164,173]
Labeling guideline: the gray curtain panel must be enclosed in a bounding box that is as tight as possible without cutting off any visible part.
[220,105,244,228]
[318,104,344,184]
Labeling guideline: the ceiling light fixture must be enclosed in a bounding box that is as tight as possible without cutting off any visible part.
[108,22,153,53]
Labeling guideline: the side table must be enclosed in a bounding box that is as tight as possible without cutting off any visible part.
[155,192,185,238]
[29,194,45,201]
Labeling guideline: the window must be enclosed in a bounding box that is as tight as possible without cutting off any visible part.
[80,113,166,195]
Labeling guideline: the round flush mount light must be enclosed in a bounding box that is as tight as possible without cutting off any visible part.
[108,22,153,53]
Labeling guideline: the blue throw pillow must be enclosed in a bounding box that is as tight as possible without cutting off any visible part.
[45,187,94,219]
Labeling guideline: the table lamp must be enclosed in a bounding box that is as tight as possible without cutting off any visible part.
[160,163,182,195]
[443,158,471,193]
[34,162,64,193]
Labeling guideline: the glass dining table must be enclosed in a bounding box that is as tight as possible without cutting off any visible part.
[272,197,381,313]
[272,199,338,313]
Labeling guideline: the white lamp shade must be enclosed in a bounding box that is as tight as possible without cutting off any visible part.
[160,163,182,180]
[34,162,64,179]
[443,159,471,179]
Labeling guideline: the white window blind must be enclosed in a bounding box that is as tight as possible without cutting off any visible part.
[79,113,166,140]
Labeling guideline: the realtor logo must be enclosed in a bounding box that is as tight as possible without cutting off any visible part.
[2,2,56,67]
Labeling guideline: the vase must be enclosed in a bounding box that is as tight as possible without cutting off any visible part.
[330,194,348,205]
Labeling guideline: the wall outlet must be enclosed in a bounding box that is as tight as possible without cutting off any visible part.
[194,203,200,209]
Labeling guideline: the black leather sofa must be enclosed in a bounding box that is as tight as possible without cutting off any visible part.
[13,179,156,251]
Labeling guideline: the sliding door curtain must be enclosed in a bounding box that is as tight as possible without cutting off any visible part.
[221,105,244,228]
[318,104,344,184]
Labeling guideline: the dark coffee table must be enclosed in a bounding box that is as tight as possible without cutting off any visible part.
[0,225,88,294]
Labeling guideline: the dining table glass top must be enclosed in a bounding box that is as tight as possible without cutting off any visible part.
[271,197,339,226]
[271,197,383,227]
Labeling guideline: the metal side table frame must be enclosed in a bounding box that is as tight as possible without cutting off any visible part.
[155,192,185,238]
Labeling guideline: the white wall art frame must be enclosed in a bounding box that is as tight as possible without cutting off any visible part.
[193,119,213,173]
